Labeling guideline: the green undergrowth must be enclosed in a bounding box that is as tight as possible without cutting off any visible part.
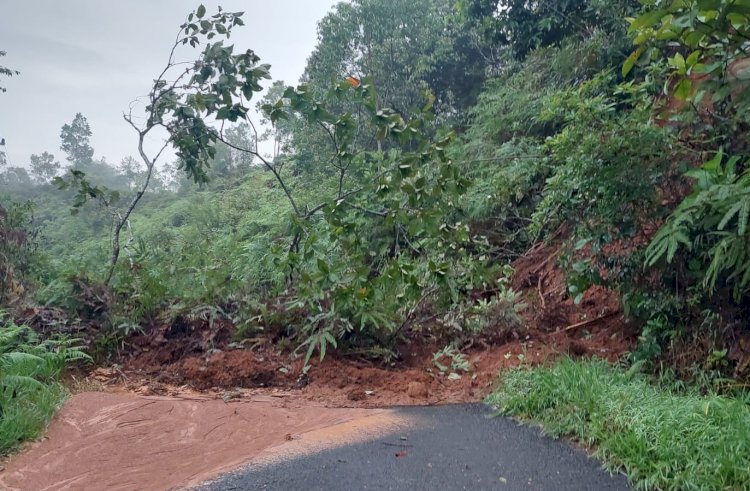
[487,358,750,491]
[0,314,90,455]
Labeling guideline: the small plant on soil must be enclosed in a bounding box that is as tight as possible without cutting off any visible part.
[433,345,471,379]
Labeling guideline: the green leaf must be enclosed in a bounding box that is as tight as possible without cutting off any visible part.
[623,48,642,76]
[674,78,692,100]
[671,53,686,74]
[686,50,700,68]
[304,337,317,368]
[628,9,667,33]
[739,199,750,236]
[196,4,206,18]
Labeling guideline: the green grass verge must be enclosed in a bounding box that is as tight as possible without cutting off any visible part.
[0,379,67,455]
[1,315,90,455]
[486,358,750,491]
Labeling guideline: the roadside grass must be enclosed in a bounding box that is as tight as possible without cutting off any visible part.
[487,358,750,491]
[0,314,90,455]
[0,379,66,455]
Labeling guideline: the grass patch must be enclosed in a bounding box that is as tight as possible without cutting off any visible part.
[0,314,90,455]
[487,358,750,490]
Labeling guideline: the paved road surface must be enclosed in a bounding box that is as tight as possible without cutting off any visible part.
[198,404,629,491]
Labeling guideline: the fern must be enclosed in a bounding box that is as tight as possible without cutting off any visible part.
[645,217,693,267]
[0,312,91,455]
[646,152,750,300]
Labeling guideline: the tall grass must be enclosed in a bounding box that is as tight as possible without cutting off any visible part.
[487,358,750,490]
[0,313,90,455]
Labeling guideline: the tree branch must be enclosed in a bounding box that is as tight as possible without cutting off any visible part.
[216,133,302,217]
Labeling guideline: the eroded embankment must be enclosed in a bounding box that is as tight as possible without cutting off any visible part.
[0,392,410,491]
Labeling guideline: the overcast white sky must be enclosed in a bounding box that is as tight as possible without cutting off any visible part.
[0,0,340,169]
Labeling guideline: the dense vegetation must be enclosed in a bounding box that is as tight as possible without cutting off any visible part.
[2,0,750,474]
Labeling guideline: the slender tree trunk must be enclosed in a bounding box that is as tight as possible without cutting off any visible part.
[105,128,157,286]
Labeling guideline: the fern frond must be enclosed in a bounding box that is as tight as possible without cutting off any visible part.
[739,198,750,236]
[718,201,743,231]
[62,350,93,363]
[0,374,46,394]
[0,352,46,376]
[667,231,691,263]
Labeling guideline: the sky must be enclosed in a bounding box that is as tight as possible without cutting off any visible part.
[0,0,340,170]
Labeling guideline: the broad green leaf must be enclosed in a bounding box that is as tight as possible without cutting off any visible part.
[674,77,692,100]
[628,9,667,33]
[623,49,642,76]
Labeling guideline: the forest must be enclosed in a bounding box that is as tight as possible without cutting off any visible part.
[2,1,750,488]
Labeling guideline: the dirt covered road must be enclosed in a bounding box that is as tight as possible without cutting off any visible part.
[1,394,628,491]
[0,392,405,491]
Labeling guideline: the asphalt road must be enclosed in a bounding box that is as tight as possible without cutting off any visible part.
[198,404,629,491]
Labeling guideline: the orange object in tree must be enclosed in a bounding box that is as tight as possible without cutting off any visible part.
[345,76,361,88]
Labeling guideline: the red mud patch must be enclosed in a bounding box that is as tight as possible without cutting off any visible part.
[0,392,404,491]
[110,332,630,410]
[107,320,633,410]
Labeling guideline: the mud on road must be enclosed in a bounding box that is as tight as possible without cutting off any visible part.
[0,392,408,491]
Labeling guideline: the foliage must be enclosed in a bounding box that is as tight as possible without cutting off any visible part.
[623,289,684,362]
[0,49,19,168]
[75,5,489,360]
[626,0,750,153]
[0,50,19,93]
[646,151,750,301]
[52,170,120,214]
[620,0,750,362]
[630,1,750,302]
[304,0,485,119]
[265,79,492,357]
[0,313,90,455]
[433,345,471,378]
[532,73,673,240]
[436,268,526,342]
[6,0,750,387]
[60,113,95,170]
[488,358,750,491]
[29,152,61,184]
[457,0,638,61]
[0,201,38,306]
